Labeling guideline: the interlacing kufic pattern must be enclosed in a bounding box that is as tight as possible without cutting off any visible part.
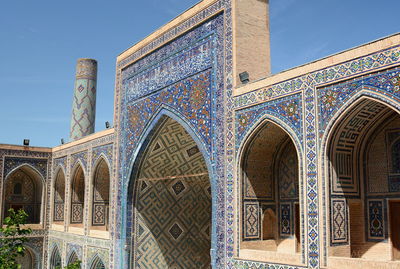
[132,118,211,268]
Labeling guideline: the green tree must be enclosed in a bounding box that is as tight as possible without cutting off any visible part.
[56,260,81,269]
[0,208,32,269]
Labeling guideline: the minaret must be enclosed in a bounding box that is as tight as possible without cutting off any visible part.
[70,58,97,141]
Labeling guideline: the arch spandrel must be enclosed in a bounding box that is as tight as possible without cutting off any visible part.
[3,157,48,180]
[318,67,400,143]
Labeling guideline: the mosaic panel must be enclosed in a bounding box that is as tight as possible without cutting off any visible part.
[280,203,291,236]
[331,199,348,244]
[367,199,385,240]
[243,202,260,240]
[124,69,213,157]
[4,156,48,179]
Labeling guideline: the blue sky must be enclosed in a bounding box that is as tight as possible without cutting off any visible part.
[0,0,399,147]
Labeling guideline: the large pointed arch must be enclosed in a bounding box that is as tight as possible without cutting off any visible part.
[124,108,214,268]
[3,164,44,224]
[321,94,400,264]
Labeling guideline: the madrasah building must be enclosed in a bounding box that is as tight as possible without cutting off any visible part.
[1,0,400,268]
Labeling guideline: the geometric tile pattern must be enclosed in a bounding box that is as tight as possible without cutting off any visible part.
[367,200,385,240]
[243,202,260,239]
[331,199,348,244]
[280,203,291,236]
[132,118,211,268]
[70,59,97,141]
[328,99,388,195]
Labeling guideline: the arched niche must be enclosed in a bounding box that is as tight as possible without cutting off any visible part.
[3,165,43,224]
[239,120,301,259]
[325,97,400,263]
[91,158,110,230]
[127,116,212,268]
[67,251,80,267]
[49,246,62,269]
[16,247,34,269]
[90,256,106,269]
[53,168,66,223]
[70,165,85,225]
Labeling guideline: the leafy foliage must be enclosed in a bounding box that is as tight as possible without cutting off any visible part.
[0,208,32,269]
[56,260,81,269]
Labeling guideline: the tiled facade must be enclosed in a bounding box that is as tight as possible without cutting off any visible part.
[1,0,400,268]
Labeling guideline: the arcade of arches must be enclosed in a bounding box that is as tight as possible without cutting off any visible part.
[128,117,211,268]
[52,160,110,230]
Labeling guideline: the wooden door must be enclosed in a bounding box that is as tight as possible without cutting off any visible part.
[295,203,300,252]
[390,201,400,260]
